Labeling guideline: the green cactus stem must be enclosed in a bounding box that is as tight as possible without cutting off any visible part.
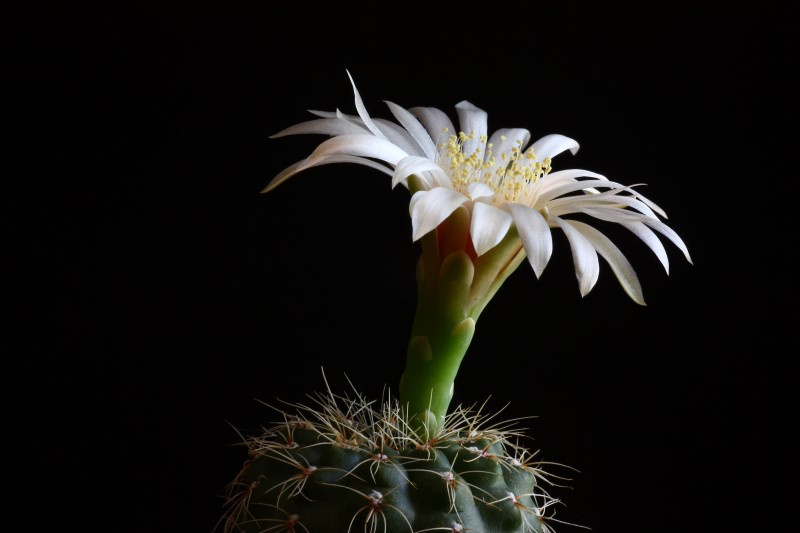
[399,179,528,435]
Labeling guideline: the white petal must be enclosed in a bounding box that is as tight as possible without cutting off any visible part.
[455,101,488,156]
[471,202,513,256]
[392,156,451,190]
[310,109,372,134]
[641,217,693,264]
[553,216,600,298]
[557,190,661,219]
[531,134,580,160]
[566,220,645,305]
[486,128,532,160]
[622,186,668,218]
[483,128,533,177]
[262,155,393,193]
[306,134,409,165]
[384,101,438,159]
[313,108,423,156]
[570,206,679,273]
[533,168,608,201]
[620,221,670,273]
[346,70,387,140]
[546,189,659,218]
[262,160,305,193]
[270,118,369,138]
[409,188,469,241]
[536,179,624,206]
[570,204,651,223]
[465,182,495,201]
[308,109,351,119]
[564,181,667,218]
[374,118,425,156]
[508,203,552,278]
[538,168,607,189]
[408,106,456,147]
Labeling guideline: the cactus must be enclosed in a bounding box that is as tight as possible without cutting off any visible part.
[217,70,691,532]
[219,384,565,533]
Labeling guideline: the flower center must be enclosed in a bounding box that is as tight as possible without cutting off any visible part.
[437,129,552,206]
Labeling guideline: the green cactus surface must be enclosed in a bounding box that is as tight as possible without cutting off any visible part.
[218,380,572,533]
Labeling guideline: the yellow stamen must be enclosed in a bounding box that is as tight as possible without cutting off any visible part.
[439,132,552,205]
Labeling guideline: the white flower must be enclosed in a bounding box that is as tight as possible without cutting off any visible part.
[265,71,691,305]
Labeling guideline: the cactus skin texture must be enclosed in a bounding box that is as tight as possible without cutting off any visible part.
[218,384,569,533]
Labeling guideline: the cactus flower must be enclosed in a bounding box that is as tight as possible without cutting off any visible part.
[264,70,691,433]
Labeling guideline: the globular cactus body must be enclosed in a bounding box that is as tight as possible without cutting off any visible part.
[220,386,565,533]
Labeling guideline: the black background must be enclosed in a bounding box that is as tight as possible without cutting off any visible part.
[23,2,795,532]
